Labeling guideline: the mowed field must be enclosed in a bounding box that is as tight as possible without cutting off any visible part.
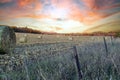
[16,33,95,44]
[0,32,120,80]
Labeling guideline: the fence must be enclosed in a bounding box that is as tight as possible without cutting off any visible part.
[0,37,120,80]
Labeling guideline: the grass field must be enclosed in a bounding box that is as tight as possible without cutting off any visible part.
[0,33,120,80]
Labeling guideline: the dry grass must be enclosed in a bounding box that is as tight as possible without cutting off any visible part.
[0,33,120,80]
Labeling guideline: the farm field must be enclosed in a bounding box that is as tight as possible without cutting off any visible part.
[0,33,120,80]
[16,33,98,44]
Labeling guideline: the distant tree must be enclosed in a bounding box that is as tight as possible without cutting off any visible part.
[114,32,120,37]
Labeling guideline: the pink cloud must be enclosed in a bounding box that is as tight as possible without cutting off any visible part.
[17,0,35,7]
[82,0,115,10]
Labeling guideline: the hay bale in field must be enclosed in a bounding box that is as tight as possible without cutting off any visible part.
[24,34,27,37]
[0,26,16,54]
[68,37,73,41]
[19,37,27,43]
[37,35,42,39]
[19,34,28,43]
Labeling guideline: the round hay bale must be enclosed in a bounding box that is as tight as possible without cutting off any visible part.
[0,26,16,54]
[19,37,27,43]
[68,37,73,41]
[24,34,27,37]
[37,35,42,39]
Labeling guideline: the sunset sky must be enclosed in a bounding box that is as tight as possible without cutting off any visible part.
[0,0,120,33]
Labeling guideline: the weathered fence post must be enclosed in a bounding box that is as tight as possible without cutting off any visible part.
[73,46,82,80]
[103,37,108,54]
[0,26,16,54]
[110,36,114,46]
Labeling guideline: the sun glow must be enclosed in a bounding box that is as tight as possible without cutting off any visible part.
[36,18,88,33]
[1,17,88,33]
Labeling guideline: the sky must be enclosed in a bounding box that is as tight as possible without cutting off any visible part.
[0,0,120,33]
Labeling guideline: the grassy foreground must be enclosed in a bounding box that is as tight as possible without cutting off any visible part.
[0,36,120,80]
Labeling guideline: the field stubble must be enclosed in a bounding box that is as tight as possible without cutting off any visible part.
[0,33,120,80]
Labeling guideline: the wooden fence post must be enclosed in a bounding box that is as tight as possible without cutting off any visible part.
[103,37,108,54]
[110,36,114,46]
[73,46,82,80]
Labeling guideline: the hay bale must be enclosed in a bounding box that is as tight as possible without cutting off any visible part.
[37,35,42,39]
[24,34,27,37]
[19,34,28,43]
[0,26,16,54]
[68,37,73,41]
[19,37,27,43]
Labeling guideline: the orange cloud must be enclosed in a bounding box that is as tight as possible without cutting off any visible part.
[82,0,96,9]
[68,6,84,22]
[50,0,103,24]
[21,14,50,19]
[51,0,84,21]
[35,3,42,11]
[84,12,102,24]
[17,0,42,12]
[18,0,36,7]
[0,0,119,26]
[80,0,118,24]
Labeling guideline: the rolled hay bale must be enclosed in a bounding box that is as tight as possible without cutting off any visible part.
[19,37,27,43]
[0,26,16,54]
[37,35,42,39]
[68,37,73,41]
[18,33,28,43]
[24,34,27,37]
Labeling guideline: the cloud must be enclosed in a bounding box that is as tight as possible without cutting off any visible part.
[34,2,42,11]
[48,0,84,21]
[0,0,12,3]
[82,0,118,10]
[17,0,34,7]
[0,0,120,26]
[0,0,43,20]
